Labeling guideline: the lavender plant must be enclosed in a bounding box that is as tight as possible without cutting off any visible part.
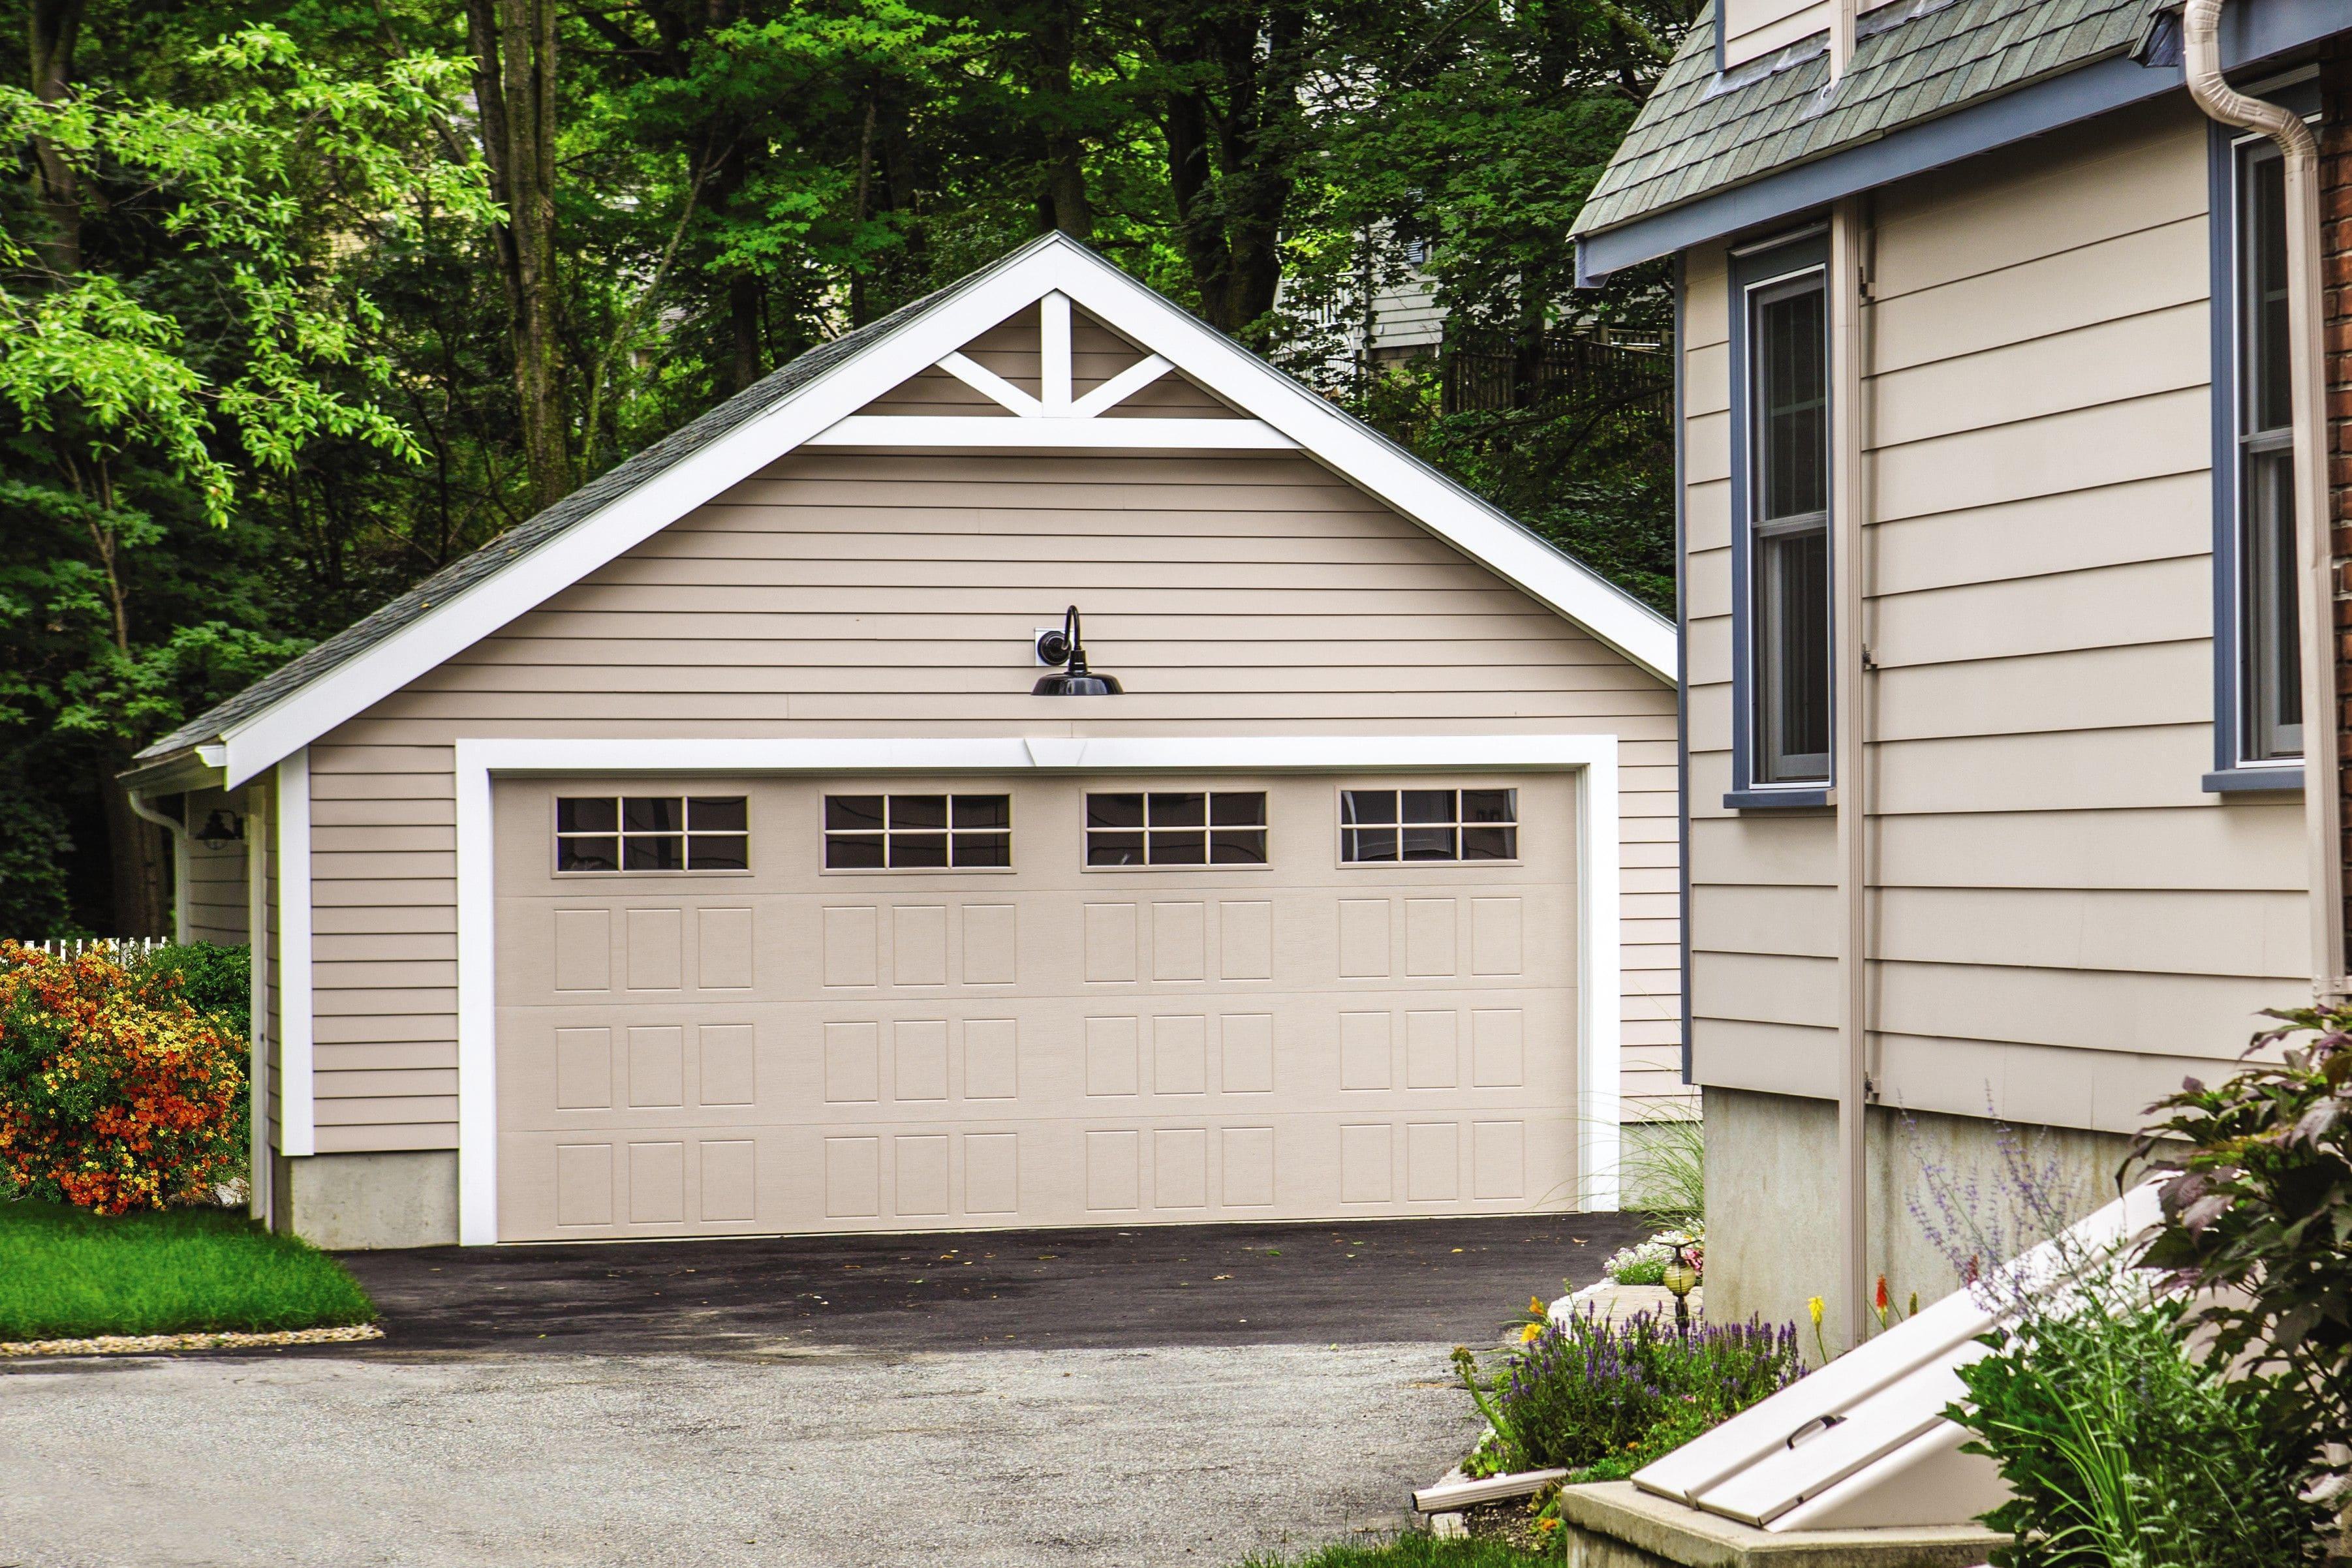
[1454,1308,1804,1479]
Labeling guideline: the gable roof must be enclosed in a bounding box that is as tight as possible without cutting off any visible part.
[1573,0,2162,248]
[137,233,1675,790]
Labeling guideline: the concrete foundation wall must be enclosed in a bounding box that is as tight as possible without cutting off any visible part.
[274,1150,459,1250]
[1702,1086,2136,1352]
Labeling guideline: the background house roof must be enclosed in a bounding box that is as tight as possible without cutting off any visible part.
[1570,0,2161,243]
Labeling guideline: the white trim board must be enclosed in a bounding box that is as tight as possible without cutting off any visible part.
[452,733,1624,1245]
[203,236,1671,790]
[275,749,315,1156]
[804,415,1293,449]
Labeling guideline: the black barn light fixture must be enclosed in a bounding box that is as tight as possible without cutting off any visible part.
[1032,605,1122,697]
[196,809,243,852]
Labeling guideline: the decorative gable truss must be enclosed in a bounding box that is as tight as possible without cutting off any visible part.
[153,234,1672,790]
[809,290,1291,450]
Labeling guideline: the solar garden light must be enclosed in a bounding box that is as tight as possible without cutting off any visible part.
[1662,1246,1700,1333]
[1032,605,1122,696]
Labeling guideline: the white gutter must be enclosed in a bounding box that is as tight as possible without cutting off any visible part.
[2183,0,2345,999]
[124,791,189,944]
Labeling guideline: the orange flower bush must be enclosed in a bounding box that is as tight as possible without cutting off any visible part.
[0,943,245,1214]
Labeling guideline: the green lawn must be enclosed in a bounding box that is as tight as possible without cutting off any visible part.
[0,1199,377,1340]
[1237,1536,1553,1568]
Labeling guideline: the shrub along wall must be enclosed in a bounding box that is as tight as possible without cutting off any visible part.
[0,943,246,1212]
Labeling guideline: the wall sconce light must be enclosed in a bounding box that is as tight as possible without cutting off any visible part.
[196,809,243,852]
[1032,605,1122,696]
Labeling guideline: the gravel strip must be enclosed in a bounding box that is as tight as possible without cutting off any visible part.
[0,1323,382,1359]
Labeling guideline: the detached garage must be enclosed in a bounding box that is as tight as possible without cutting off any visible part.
[123,234,1679,1249]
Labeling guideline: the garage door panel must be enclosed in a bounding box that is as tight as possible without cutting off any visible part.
[494,773,1583,1240]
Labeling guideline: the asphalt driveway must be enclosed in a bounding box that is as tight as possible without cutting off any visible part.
[1,1212,1644,1568]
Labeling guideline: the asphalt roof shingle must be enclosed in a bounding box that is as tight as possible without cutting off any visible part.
[1571,0,2163,243]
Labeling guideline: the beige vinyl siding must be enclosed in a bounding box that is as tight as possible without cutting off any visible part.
[1682,99,2303,1135]
[1721,0,1828,65]
[1718,0,1903,67]
[182,786,249,944]
[300,377,1678,1152]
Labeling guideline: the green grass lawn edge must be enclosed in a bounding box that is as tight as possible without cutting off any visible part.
[0,1198,377,1340]
[1235,1535,1556,1568]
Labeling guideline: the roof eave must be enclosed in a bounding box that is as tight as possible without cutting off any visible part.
[1574,0,2347,281]
[119,745,228,797]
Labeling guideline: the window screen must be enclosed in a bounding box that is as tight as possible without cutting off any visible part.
[1086,792,1267,867]
[2236,142,2301,764]
[824,793,1012,869]
[1747,271,1833,786]
[1339,788,1517,863]
[556,795,747,872]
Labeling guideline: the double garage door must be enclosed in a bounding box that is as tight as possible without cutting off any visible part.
[493,772,1579,1241]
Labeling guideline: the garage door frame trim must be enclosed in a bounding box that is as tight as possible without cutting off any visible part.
[452,733,1623,1244]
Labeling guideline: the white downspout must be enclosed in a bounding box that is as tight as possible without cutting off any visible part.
[2183,0,2344,998]
[1831,0,1858,78]
[125,791,189,944]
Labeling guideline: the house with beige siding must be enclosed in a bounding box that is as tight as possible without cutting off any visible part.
[121,234,1680,1250]
[1571,0,2352,1343]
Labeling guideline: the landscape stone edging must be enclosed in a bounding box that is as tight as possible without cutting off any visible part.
[0,1323,382,1359]
[1556,1481,2004,1568]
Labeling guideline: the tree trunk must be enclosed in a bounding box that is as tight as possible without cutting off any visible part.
[102,748,170,938]
[26,0,85,278]
[1158,78,1230,320]
[1036,0,1093,239]
[469,0,570,513]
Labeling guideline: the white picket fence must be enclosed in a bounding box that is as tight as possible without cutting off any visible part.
[4,936,175,962]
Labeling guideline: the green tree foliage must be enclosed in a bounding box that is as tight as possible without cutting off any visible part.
[3,0,1689,934]
[2132,1006,2352,1494]
[1952,1287,2325,1568]
[1,14,495,933]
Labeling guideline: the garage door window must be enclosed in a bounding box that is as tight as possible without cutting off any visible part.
[1086,791,1267,867]
[826,793,1012,869]
[556,795,749,872]
[1340,788,1517,863]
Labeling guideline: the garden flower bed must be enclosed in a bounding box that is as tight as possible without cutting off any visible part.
[1432,1298,1802,1548]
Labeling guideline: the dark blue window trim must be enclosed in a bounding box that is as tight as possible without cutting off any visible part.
[2206,79,2319,796]
[1726,230,1834,811]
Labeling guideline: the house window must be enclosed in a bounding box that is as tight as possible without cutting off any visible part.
[1086,792,1267,866]
[557,796,747,872]
[1746,270,1832,787]
[824,793,1011,869]
[1338,788,1517,863]
[2233,138,2300,765]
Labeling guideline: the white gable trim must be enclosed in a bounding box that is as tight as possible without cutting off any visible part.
[805,416,1293,449]
[453,731,1622,1244]
[211,236,1672,787]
